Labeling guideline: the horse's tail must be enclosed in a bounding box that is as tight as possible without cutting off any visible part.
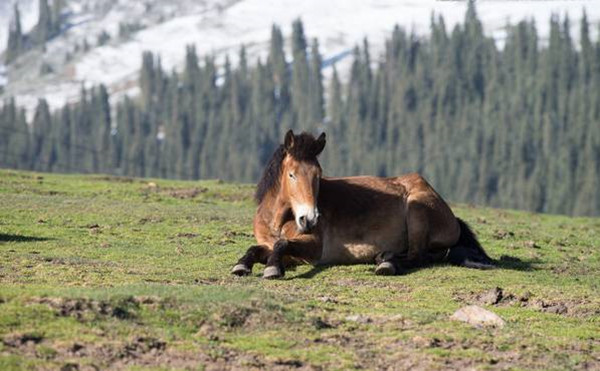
[447,218,495,269]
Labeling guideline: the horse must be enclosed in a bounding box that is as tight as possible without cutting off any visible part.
[231,130,494,279]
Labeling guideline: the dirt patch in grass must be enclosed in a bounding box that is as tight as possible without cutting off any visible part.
[3,330,322,370]
[528,298,599,317]
[93,175,137,183]
[50,339,321,371]
[172,232,199,238]
[310,329,487,370]
[31,189,65,196]
[141,183,208,200]
[29,296,165,321]
[453,287,512,306]
[138,215,164,224]
[2,332,44,348]
[454,287,599,317]
[30,255,115,268]
[211,191,253,202]
[320,325,585,371]
[493,229,515,239]
[210,301,292,332]
[166,187,207,199]
[224,230,254,239]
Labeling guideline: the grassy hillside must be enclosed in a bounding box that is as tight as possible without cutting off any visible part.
[0,169,598,370]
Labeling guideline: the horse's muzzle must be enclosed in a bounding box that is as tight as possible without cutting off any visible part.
[297,214,318,233]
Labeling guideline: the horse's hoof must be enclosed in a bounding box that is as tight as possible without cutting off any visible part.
[263,266,283,279]
[375,261,396,276]
[231,264,251,276]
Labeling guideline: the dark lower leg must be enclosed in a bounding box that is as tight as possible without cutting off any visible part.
[264,238,322,279]
[232,245,270,275]
[238,245,270,268]
[265,240,289,276]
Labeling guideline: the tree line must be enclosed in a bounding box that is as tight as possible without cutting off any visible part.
[1,3,599,216]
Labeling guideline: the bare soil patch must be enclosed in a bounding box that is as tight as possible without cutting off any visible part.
[93,176,137,183]
[454,287,599,317]
[140,183,208,200]
[29,296,165,321]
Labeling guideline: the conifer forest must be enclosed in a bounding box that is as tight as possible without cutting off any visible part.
[1,3,600,216]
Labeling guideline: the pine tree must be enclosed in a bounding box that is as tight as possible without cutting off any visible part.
[5,106,31,170]
[291,19,310,128]
[5,4,23,64]
[36,0,53,46]
[31,99,53,171]
[92,85,111,173]
[55,105,71,171]
[308,38,324,126]
[322,66,345,175]
[139,51,156,111]
[268,25,291,141]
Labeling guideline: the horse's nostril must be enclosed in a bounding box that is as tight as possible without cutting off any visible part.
[299,216,311,229]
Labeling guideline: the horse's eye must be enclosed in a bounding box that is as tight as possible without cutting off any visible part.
[289,173,295,180]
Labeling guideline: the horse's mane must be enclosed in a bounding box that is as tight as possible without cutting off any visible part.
[255,145,286,203]
[255,132,321,203]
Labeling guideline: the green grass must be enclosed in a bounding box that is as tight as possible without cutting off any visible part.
[0,169,598,370]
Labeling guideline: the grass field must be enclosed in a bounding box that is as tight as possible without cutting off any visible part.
[0,169,598,370]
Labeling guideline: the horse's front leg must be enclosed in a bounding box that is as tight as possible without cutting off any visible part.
[231,245,271,276]
[263,235,322,279]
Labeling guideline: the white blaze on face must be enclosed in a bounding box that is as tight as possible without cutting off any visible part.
[294,203,320,231]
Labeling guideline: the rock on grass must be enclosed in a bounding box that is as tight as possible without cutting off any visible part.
[450,305,505,328]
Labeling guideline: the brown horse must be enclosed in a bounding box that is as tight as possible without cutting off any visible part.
[232,130,494,279]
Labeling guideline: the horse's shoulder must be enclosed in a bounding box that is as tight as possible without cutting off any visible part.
[396,172,428,186]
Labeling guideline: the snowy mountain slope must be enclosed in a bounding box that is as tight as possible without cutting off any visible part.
[1,0,599,115]
[0,0,38,53]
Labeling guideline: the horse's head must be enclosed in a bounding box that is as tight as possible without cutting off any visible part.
[281,130,326,233]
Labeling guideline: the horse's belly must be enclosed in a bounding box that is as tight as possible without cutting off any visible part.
[318,229,407,264]
[317,217,407,264]
[318,242,381,264]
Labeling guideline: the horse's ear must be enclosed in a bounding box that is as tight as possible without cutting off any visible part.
[313,132,326,156]
[284,130,295,150]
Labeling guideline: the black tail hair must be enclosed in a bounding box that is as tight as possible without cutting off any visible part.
[447,218,495,269]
